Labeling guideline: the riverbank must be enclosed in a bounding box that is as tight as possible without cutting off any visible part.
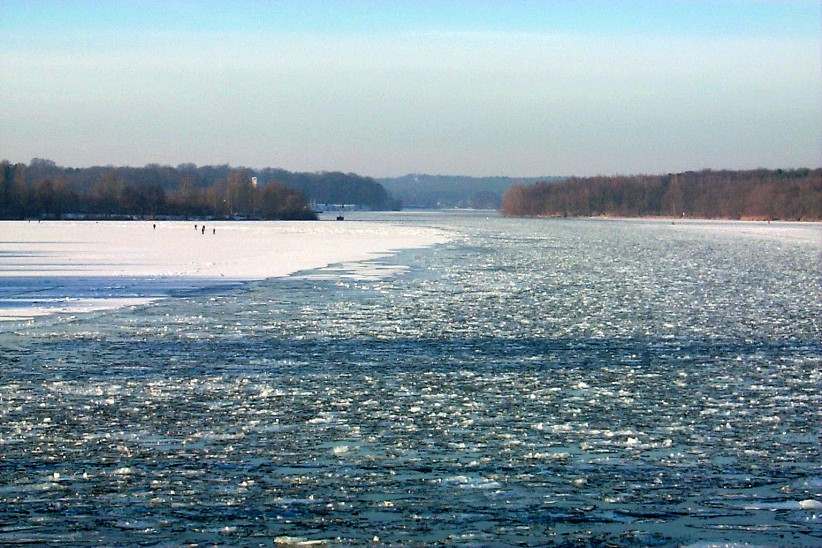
[515,215,822,246]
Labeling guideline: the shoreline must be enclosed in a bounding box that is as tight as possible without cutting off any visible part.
[501,214,822,246]
[504,213,822,224]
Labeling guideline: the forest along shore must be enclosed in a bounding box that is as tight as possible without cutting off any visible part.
[0,159,399,221]
[0,220,450,320]
[501,168,822,221]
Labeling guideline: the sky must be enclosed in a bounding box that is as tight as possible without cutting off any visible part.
[2,1,820,177]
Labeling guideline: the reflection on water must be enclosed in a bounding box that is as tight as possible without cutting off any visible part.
[1,212,820,545]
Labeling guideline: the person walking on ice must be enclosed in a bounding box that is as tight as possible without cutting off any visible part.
[201,225,205,235]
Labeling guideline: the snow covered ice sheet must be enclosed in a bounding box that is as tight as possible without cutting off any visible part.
[0,220,450,320]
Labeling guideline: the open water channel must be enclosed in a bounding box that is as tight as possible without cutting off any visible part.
[0,211,820,545]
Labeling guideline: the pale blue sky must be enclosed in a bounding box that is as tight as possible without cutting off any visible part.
[2,1,820,176]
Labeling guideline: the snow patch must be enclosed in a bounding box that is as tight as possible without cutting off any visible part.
[0,220,450,320]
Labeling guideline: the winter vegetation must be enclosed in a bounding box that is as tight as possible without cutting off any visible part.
[501,169,822,221]
[0,159,397,220]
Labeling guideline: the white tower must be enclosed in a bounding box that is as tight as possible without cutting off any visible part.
[251,176,258,188]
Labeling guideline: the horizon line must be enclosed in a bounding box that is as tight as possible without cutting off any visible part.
[6,158,821,181]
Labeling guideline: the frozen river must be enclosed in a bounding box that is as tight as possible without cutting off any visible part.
[0,218,449,319]
[0,211,820,545]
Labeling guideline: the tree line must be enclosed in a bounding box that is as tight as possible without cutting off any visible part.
[501,168,822,221]
[0,159,316,220]
[263,168,398,210]
[0,159,397,220]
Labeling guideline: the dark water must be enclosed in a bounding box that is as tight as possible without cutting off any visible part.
[1,212,820,545]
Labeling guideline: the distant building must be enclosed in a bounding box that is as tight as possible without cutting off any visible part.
[314,203,363,212]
